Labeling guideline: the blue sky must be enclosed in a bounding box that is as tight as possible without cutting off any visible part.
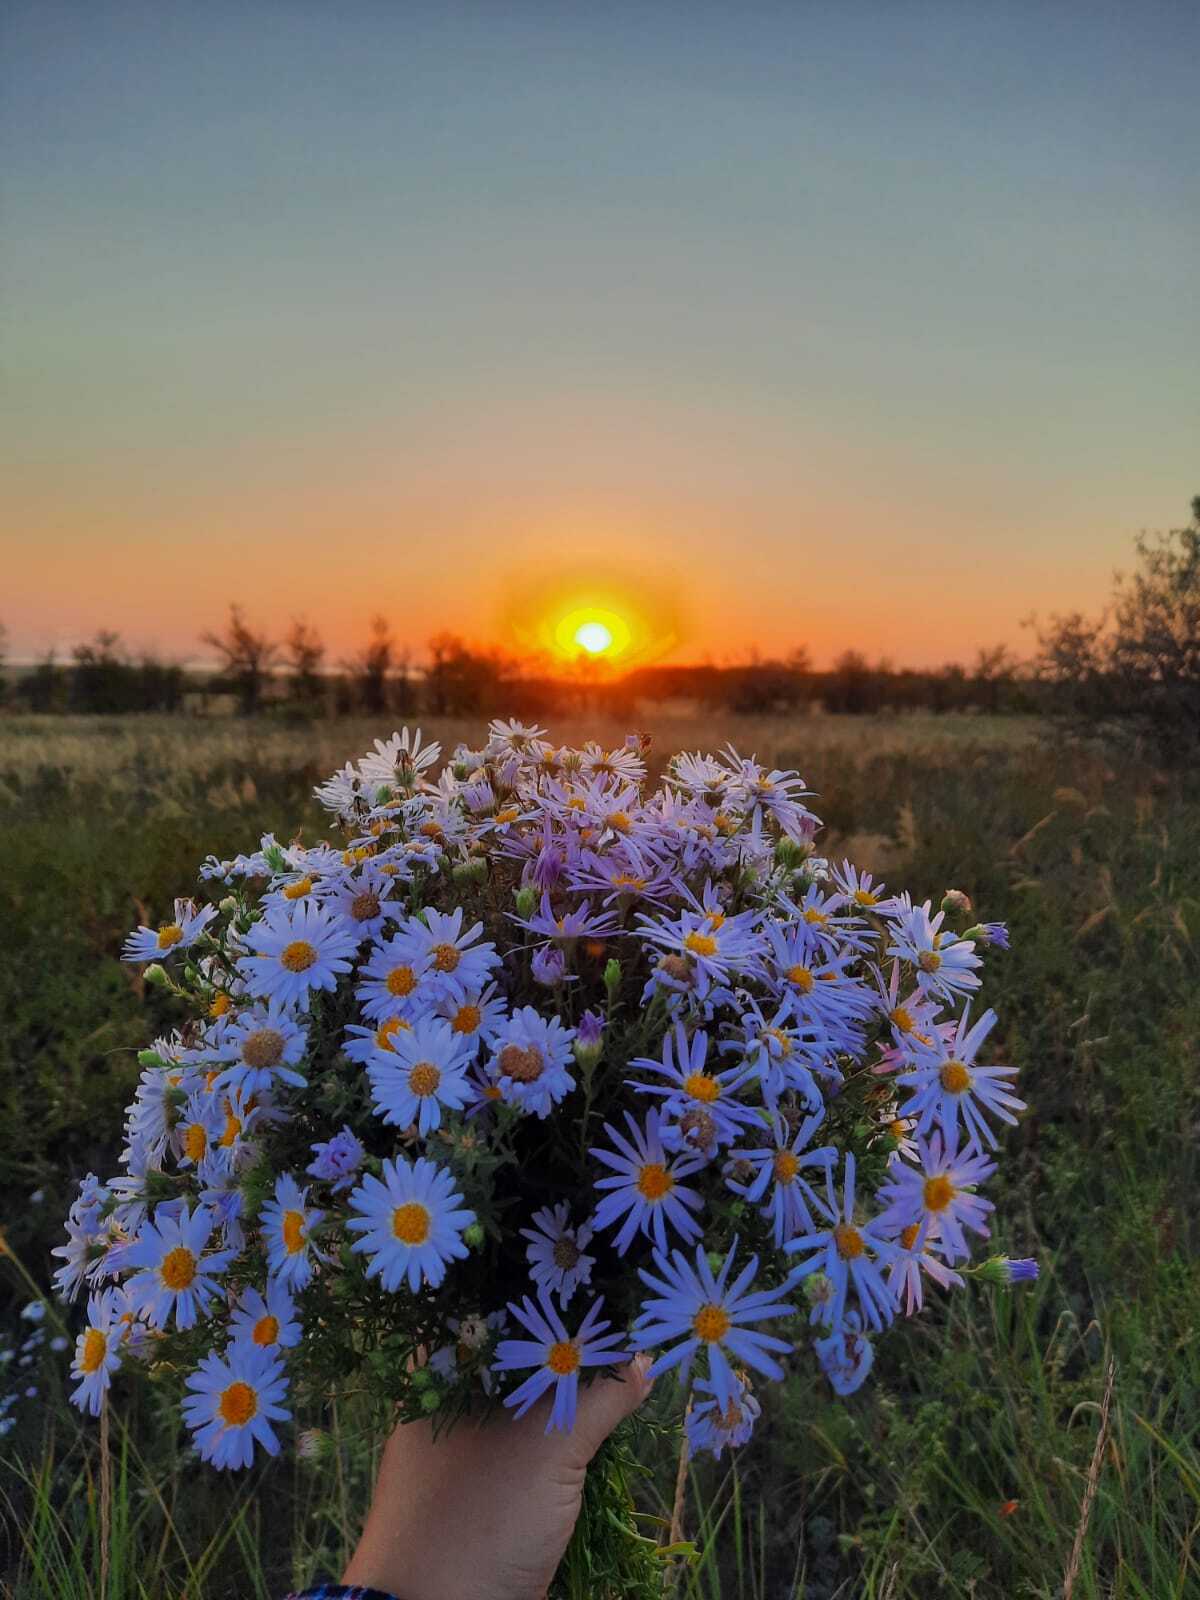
[3,1,1197,665]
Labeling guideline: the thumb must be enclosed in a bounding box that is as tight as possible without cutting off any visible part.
[569,1354,656,1462]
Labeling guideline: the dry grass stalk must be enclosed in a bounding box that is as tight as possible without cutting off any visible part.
[1062,1356,1116,1599]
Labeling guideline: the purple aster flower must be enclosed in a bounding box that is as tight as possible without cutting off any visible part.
[521,1202,596,1306]
[785,1154,898,1331]
[590,1111,706,1254]
[630,1240,799,1411]
[723,1111,838,1246]
[307,1126,365,1191]
[629,1025,760,1155]
[895,1005,1024,1151]
[980,921,1010,950]
[685,1371,761,1459]
[876,1132,996,1265]
[813,1311,874,1396]
[531,944,570,987]
[493,1291,630,1433]
[886,902,981,1002]
[489,1006,577,1119]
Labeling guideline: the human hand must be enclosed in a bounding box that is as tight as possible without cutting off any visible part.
[340,1354,655,1600]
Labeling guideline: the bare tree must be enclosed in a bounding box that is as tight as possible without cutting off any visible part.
[202,605,278,716]
[285,617,326,710]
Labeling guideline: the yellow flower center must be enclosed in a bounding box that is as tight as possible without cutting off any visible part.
[547,1339,581,1375]
[684,931,717,958]
[281,940,317,973]
[80,1327,108,1373]
[220,1108,242,1147]
[605,811,632,834]
[635,1163,673,1201]
[218,1380,258,1427]
[283,876,313,900]
[392,1202,431,1245]
[918,950,942,974]
[923,1175,956,1213]
[773,1151,800,1183]
[939,1060,972,1094]
[408,1062,441,1098]
[156,924,184,950]
[183,1123,208,1163]
[899,1222,922,1251]
[803,908,829,926]
[160,1246,197,1291]
[692,1304,731,1343]
[281,1210,307,1254]
[375,1016,408,1050]
[495,806,520,824]
[252,1314,280,1347]
[853,888,879,906]
[387,964,418,997]
[786,964,814,993]
[431,942,461,973]
[209,992,232,1018]
[451,1004,481,1035]
[833,1223,865,1260]
[242,1027,285,1070]
[682,1071,721,1104]
[890,1006,914,1033]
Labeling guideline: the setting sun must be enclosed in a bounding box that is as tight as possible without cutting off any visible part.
[551,605,633,662]
[574,620,613,655]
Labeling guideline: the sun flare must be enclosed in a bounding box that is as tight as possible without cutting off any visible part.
[574,620,613,656]
[552,606,632,662]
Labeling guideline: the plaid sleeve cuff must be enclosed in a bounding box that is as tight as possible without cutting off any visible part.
[283,1587,398,1600]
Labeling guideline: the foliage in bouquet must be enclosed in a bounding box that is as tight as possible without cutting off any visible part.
[55,721,1031,1481]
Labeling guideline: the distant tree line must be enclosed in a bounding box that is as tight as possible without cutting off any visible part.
[2,502,1196,749]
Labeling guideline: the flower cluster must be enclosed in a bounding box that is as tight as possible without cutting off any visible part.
[55,722,1031,1469]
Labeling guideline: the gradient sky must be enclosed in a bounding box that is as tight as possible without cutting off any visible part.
[2,0,1197,669]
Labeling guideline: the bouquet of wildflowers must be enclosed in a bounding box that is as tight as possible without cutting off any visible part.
[55,722,1030,1581]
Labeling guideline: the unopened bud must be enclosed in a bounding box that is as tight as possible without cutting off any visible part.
[941,889,973,916]
[463,1222,485,1249]
[418,1388,441,1413]
[218,895,237,917]
[513,884,537,920]
[142,963,170,989]
[137,1049,169,1069]
[603,958,622,995]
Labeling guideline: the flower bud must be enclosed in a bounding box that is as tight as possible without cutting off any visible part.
[137,1049,169,1069]
[941,889,973,916]
[513,884,537,920]
[974,1254,1039,1286]
[142,963,170,989]
[531,945,567,987]
[218,896,237,917]
[296,1428,330,1462]
[463,1222,485,1249]
[603,958,622,995]
[419,1388,442,1414]
[262,843,287,874]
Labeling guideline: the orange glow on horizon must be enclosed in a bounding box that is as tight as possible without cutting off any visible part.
[501,565,682,671]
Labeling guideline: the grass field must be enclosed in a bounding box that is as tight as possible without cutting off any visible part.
[1,711,1197,1599]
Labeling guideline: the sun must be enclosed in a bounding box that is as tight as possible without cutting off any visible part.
[552,606,632,662]
[574,620,613,656]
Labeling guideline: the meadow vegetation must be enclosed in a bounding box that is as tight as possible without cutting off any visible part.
[1,712,1196,1598]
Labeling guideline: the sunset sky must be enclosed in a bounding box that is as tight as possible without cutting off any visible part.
[3,1,1197,669]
